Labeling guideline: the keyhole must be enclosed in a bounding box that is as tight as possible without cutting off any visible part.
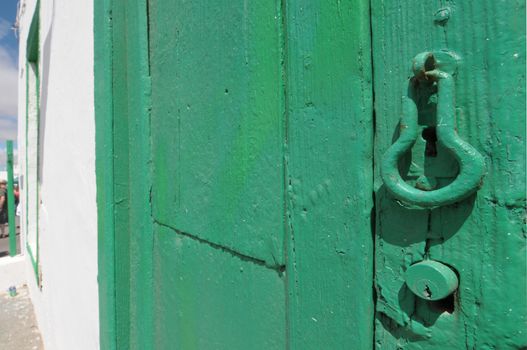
[423,285,433,299]
[422,127,438,157]
[424,54,436,73]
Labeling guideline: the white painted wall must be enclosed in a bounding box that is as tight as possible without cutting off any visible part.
[0,169,19,180]
[0,256,26,292]
[17,1,99,349]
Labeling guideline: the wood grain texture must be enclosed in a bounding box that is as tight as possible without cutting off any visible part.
[149,0,285,266]
[147,2,287,348]
[94,0,117,347]
[153,224,286,350]
[372,1,526,348]
[111,0,132,347]
[284,1,374,348]
[104,2,155,349]
[94,1,527,348]
[120,1,155,350]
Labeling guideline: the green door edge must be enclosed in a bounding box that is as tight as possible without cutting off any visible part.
[94,0,116,347]
[95,0,154,349]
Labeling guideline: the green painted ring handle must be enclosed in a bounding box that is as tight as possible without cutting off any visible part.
[381,51,485,208]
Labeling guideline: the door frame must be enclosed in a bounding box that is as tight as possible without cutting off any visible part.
[24,0,41,286]
[94,1,153,349]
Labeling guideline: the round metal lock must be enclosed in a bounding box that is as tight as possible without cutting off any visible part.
[405,260,458,301]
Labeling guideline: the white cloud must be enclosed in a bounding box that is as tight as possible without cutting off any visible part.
[0,19,18,165]
[0,45,17,118]
[0,116,17,140]
[0,18,10,41]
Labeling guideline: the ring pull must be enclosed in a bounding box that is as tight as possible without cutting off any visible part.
[381,51,485,208]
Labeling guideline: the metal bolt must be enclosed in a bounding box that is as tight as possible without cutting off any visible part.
[434,7,451,25]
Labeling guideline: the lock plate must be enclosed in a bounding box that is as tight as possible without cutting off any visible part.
[405,260,459,301]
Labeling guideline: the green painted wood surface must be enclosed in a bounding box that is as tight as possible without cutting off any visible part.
[111,0,132,346]
[26,2,39,63]
[120,1,155,349]
[284,1,374,348]
[147,2,288,348]
[146,0,373,348]
[149,0,285,267]
[153,224,286,349]
[95,1,154,349]
[94,0,117,347]
[372,1,526,349]
[6,141,16,256]
[95,0,526,349]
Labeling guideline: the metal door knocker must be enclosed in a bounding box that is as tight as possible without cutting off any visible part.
[381,51,485,208]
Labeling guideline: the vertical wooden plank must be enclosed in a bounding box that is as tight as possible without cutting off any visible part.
[372,1,526,348]
[6,140,16,256]
[110,1,131,348]
[152,224,286,349]
[124,1,154,349]
[6,141,16,256]
[149,0,285,266]
[94,0,117,347]
[148,1,287,347]
[284,1,374,348]
[104,1,155,349]
[96,1,155,348]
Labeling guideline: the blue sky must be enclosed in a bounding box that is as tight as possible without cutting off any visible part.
[0,0,19,170]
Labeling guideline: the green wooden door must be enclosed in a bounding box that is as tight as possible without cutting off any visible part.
[147,0,374,348]
[371,1,526,349]
[95,0,526,349]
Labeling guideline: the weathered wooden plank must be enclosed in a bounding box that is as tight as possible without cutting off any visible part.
[94,0,117,347]
[121,1,154,350]
[147,2,288,348]
[149,0,285,266]
[152,224,286,350]
[372,1,526,348]
[111,0,132,347]
[284,1,374,348]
